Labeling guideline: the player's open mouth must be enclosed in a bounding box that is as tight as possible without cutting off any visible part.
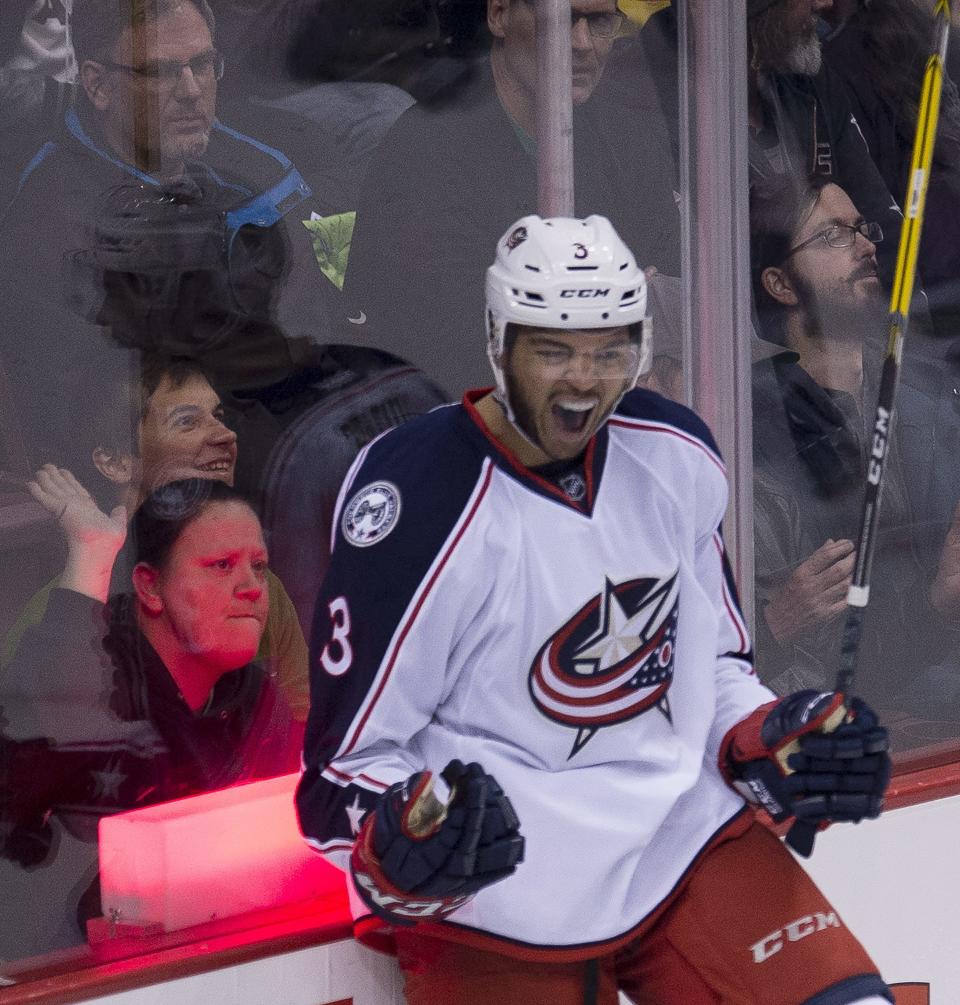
[551,398,596,436]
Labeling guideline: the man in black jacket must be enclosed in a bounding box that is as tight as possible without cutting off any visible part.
[340,0,681,396]
[746,0,903,282]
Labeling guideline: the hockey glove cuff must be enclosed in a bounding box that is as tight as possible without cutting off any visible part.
[350,760,525,927]
[720,690,891,829]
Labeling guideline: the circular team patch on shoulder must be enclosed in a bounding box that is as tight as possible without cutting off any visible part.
[342,481,402,547]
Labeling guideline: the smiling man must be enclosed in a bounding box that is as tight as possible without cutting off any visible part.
[297,215,892,1005]
[132,362,238,501]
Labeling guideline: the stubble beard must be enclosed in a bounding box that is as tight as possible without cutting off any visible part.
[751,8,823,77]
[168,129,211,164]
[795,273,886,348]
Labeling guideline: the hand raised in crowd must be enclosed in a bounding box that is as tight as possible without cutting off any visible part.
[930,501,960,619]
[28,465,127,603]
[763,538,855,643]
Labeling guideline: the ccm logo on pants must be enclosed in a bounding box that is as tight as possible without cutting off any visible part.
[750,912,842,963]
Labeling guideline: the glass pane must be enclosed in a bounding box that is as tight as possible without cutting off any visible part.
[746,0,960,765]
[4,0,956,988]
[0,0,685,974]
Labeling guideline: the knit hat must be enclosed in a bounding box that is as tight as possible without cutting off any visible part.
[747,0,782,16]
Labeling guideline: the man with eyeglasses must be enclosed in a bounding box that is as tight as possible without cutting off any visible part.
[77,0,220,176]
[339,0,680,398]
[297,215,893,1005]
[750,177,960,740]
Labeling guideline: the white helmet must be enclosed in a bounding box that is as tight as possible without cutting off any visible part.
[485,215,652,423]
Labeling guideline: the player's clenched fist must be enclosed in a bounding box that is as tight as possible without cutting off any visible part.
[720,691,891,847]
[350,760,525,926]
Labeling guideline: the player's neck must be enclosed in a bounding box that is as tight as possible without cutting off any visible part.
[474,393,552,467]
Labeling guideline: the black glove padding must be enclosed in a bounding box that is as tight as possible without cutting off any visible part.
[351,759,524,925]
[723,691,891,830]
[781,697,891,824]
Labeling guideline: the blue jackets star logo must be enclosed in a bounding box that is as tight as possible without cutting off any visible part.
[345,793,367,836]
[529,573,679,757]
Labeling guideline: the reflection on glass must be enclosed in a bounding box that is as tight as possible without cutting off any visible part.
[2,0,956,985]
[340,0,681,396]
[750,174,960,753]
[1,477,298,958]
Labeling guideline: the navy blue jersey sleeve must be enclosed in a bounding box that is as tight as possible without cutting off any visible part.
[616,387,723,461]
[296,406,493,865]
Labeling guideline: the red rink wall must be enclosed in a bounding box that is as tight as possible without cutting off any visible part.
[3,786,957,1004]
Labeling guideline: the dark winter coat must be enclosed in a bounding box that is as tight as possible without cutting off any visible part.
[0,588,297,956]
[750,65,904,283]
[822,22,960,322]
[751,351,948,710]
[340,63,681,396]
[0,103,339,467]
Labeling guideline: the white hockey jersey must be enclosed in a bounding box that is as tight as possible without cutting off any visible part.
[297,388,774,959]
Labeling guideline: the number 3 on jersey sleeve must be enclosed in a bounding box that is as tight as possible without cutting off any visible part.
[320,596,354,676]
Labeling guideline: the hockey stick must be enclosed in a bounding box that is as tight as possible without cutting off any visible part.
[836,0,950,691]
[786,0,952,858]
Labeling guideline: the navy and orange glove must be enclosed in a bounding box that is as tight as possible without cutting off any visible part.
[721,691,891,856]
[350,759,524,926]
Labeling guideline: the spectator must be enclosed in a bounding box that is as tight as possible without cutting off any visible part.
[0,1,75,125]
[340,0,681,395]
[0,0,347,474]
[0,476,298,957]
[0,357,311,723]
[750,175,960,740]
[746,0,904,282]
[821,0,960,334]
[0,0,75,206]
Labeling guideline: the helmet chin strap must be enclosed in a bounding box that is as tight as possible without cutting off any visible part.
[491,385,548,455]
[487,343,546,454]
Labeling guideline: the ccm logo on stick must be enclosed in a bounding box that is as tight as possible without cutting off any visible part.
[560,288,610,298]
[750,912,841,963]
[867,406,891,485]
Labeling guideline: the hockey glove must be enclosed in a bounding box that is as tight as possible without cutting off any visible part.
[350,759,525,926]
[721,691,891,855]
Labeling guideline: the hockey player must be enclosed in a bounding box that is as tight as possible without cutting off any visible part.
[297,215,893,1004]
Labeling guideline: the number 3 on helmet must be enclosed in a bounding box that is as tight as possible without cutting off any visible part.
[485,215,653,423]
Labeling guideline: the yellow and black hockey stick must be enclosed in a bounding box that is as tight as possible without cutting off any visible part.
[836,0,951,694]
[786,0,952,859]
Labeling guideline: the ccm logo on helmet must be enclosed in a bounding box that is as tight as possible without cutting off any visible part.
[560,288,611,298]
[750,912,842,964]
